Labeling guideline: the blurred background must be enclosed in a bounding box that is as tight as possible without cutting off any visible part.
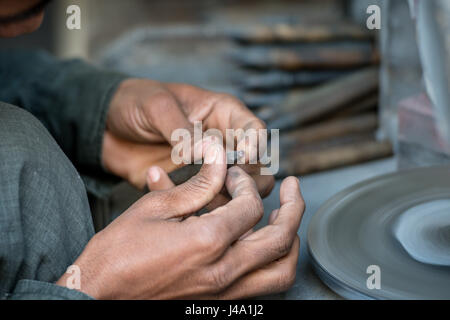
[1,0,393,175]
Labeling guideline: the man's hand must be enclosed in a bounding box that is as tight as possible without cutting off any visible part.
[57,144,304,299]
[101,78,274,201]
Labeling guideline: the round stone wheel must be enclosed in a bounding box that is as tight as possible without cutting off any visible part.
[307,165,450,299]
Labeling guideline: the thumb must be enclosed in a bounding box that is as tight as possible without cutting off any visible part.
[138,143,227,220]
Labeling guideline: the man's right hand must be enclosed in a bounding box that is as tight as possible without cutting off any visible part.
[57,144,304,299]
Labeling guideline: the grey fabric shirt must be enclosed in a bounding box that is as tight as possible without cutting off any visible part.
[0,50,128,299]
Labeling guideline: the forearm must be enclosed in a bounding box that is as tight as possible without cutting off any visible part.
[0,49,128,170]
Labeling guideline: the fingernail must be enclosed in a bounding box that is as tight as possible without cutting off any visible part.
[148,167,160,183]
[290,176,300,189]
[205,144,219,164]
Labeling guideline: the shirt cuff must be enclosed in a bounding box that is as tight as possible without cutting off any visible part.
[5,279,94,300]
[81,171,122,199]
[79,71,128,170]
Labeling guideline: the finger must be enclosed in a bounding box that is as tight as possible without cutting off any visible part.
[272,177,305,233]
[217,236,300,299]
[209,177,304,284]
[164,85,266,164]
[195,166,264,244]
[231,108,266,164]
[237,164,275,198]
[201,95,266,164]
[204,166,275,211]
[102,131,178,189]
[251,174,275,198]
[268,209,279,224]
[144,90,195,147]
[205,192,230,211]
[147,166,175,191]
[131,143,227,219]
[203,190,255,237]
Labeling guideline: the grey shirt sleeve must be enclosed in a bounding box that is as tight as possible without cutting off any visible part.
[4,280,93,300]
[0,103,96,300]
[0,49,129,198]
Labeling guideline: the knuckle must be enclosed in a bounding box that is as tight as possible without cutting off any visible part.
[189,172,214,192]
[299,198,306,213]
[216,93,241,105]
[252,118,267,130]
[272,230,292,256]
[157,190,184,217]
[194,221,224,254]
[232,193,263,223]
[227,165,243,176]
[213,93,253,113]
[182,176,215,207]
[248,194,264,219]
[277,264,297,291]
[148,91,177,114]
[204,265,231,292]
[193,171,214,188]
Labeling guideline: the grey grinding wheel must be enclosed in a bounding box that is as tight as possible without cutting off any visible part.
[307,165,450,299]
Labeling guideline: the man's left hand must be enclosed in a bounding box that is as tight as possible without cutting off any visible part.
[102,78,275,203]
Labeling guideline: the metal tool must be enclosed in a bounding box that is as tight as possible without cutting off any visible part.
[230,23,374,44]
[168,150,244,185]
[230,42,379,70]
[278,139,392,178]
[234,70,350,91]
[267,67,379,131]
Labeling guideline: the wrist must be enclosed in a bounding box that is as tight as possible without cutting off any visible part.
[101,130,128,178]
[55,235,111,299]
